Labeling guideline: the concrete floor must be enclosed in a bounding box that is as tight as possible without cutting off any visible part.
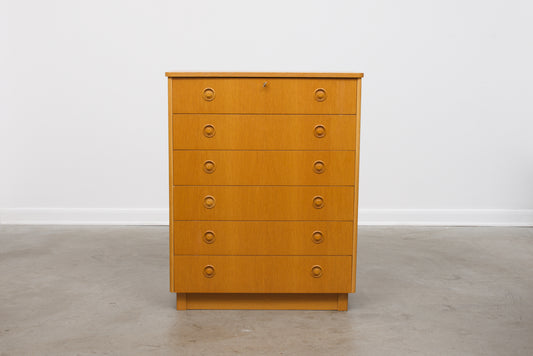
[0,226,532,355]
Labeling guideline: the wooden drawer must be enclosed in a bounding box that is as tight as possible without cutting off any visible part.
[173,256,352,293]
[170,78,357,114]
[172,114,356,150]
[172,150,355,186]
[173,186,354,221]
[173,221,353,255]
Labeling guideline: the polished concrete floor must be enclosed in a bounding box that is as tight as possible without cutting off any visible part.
[0,225,532,355]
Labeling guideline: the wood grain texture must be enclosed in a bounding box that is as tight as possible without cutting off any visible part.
[166,72,364,78]
[172,114,357,150]
[178,293,347,310]
[171,78,357,114]
[337,293,348,311]
[167,72,362,310]
[173,256,352,293]
[168,78,175,292]
[173,186,354,221]
[176,293,186,310]
[173,221,353,255]
[172,150,355,186]
[351,78,363,293]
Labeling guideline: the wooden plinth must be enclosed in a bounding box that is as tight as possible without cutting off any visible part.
[176,293,348,311]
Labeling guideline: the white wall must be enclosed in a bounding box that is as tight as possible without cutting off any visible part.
[2,0,533,225]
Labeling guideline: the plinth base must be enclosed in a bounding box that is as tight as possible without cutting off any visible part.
[176,293,348,311]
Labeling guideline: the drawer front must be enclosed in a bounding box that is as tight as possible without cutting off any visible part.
[173,151,355,186]
[171,78,357,114]
[173,186,354,221]
[173,221,353,255]
[172,114,356,150]
[173,256,352,293]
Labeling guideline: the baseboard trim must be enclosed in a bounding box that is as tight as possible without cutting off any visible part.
[358,209,533,227]
[0,208,168,225]
[0,208,532,226]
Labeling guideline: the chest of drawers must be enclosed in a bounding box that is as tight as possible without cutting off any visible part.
[166,72,363,310]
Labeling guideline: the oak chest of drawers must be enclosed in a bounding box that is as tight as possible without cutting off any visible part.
[166,72,363,310]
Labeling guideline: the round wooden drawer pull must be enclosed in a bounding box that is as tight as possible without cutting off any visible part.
[314,125,326,138]
[311,265,323,278]
[312,196,324,209]
[203,265,216,278]
[202,87,216,101]
[203,124,216,138]
[203,195,216,209]
[312,231,324,244]
[203,160,216,174]
[203,230,216,244]
[314,88,327,102]
[313,160,325,174]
